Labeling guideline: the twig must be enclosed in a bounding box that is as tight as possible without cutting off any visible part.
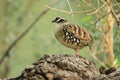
[115,0,120,7]
[96,27,108,44]
[83,0,95,9]
[117,35,120,41]
[87,3,107,15]
[66,0,73,17]
[45,5,97,14]
[0,0,61,66]
[105,0,120,28]
[90,53,108,69]
[112,2,120,8]
[94,11,111,25]
[82,0,103,15]
[97,0,100,6]
[82,0,104,15]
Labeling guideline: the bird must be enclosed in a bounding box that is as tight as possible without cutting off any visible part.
[52,16,93,56]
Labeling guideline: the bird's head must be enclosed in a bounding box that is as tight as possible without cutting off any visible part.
[52,16,67,24]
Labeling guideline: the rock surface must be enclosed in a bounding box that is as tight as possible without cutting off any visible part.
[7,54,120,80]
[8,54,100,80]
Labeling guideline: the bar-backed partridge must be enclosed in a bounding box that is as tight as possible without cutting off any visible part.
[52,16,93,56]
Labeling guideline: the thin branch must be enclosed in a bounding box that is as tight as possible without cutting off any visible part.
[105,0,120,28]
[96,27,108,44]
[97,0,100,6]
[82,0,103,15]
[0,0,61,66]
[115,0,120,8]
[117,35,120,41]
[94,11,111,25]
[83,0,95,9]
[45,5,97,14]
[90,53,108,69]
[87,3,107,15]
[66,0,73,17]
[45,5,71,14]
[112,2,120,8]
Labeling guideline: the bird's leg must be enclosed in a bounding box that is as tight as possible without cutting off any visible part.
[75,49,79,56]
[89,45,92,51]
[89,45,93,53]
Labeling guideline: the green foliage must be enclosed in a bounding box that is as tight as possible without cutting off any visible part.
[116,30,120,34]
[115,57,120,68]
[82,16,92,24]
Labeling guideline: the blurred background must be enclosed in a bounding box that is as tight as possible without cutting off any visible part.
[0,0,119,79]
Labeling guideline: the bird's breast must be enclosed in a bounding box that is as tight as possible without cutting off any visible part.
[54,25,83,50]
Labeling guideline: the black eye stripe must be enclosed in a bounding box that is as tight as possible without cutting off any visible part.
[55,18,67,23]
[58,19,64,23]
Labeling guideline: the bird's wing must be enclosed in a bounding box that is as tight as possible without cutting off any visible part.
[62,24,92,40]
